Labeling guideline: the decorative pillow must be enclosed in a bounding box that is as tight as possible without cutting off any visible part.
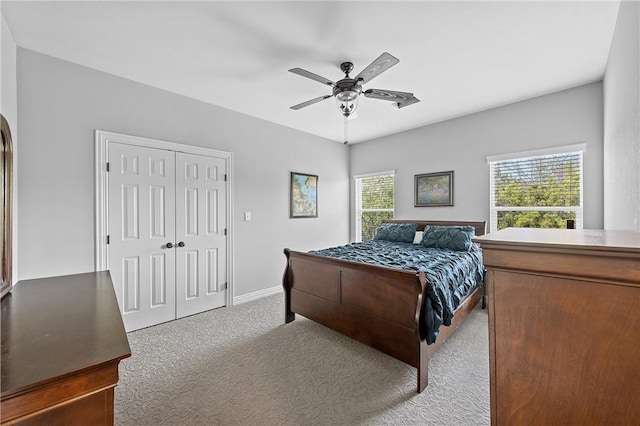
[421,225,475,251]
[373,223,418,243]
[412,231,424,244]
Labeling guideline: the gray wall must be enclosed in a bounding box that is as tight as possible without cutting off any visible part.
[17,49,349,296]
[349,82,604,237]
[603,0,640,231]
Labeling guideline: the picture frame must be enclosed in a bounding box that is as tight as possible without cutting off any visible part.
[415,170,454,207]
[290,172,318,218]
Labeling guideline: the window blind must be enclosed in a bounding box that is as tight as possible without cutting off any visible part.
[489,149,583,232]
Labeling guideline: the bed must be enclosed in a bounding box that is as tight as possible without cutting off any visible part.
[282,219,486,392]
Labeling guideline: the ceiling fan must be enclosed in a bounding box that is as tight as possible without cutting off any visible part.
[289,52,420,119]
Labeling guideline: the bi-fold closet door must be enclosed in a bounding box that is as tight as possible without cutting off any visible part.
[108,142,227,332]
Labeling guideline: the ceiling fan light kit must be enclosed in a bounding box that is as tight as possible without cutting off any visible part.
[333,61,361,118]
[289,52,420,143]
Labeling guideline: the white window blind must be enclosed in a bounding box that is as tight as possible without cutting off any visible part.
[354,171,395,242]
[488,146,584,233]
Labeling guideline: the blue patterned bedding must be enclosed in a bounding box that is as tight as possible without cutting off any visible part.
[310,240,484,344]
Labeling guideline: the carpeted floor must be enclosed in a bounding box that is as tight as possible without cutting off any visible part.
[115,294,489,425]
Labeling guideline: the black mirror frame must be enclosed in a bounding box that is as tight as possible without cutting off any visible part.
[1,114,14,298]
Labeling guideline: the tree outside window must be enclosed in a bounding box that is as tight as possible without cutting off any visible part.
[355,172,394,241]
[489,148,583,233]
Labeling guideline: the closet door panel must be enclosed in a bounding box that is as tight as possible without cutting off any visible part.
[175,152,227,318]
[108,143,176,332]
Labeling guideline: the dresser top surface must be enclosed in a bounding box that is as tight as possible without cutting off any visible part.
[1,271,131,397]
[474,228,640,253]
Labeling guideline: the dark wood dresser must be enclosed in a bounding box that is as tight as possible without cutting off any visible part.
[474,228,640,426]
[1,272,131,425]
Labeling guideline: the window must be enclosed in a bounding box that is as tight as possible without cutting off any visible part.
[488,144,584,233]
[354,171,395,242]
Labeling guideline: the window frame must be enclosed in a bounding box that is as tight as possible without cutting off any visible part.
[487,143,585,233]
[353,170,395,242]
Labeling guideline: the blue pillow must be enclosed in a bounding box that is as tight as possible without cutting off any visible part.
[421,225,475,251]
[373,223,418,243]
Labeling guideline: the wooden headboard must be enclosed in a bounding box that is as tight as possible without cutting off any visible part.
[382,219,487,237]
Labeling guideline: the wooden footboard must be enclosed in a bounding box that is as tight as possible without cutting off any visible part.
[283,249,427,367]
[283,219,486,393]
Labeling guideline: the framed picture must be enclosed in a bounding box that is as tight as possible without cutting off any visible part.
[290,172,318,218]
[415,170,454,207]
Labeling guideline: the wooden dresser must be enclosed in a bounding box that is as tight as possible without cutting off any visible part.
[1,272,131,425]
[474,228,640,426]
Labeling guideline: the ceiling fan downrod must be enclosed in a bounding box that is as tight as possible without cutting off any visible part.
[340,62,354,78]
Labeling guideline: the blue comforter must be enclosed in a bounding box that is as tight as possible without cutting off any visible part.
[310,240,484,344]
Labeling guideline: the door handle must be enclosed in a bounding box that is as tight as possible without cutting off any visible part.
[165,242,173,249]
[177,241,185,248]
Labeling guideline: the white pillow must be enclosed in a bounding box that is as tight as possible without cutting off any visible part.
[412,231,423,244]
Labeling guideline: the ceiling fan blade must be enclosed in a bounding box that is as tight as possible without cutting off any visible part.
[364,88,414,104]
[396,96,421,109]
[289,68,334,86]
[354,52,399,85]
[290,95,333,110]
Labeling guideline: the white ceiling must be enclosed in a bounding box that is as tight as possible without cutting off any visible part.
[2,1,621,144]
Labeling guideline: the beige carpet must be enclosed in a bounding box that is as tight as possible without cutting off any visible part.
[115,294,489,425]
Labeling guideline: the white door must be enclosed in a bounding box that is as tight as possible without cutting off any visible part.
[108,143,176,331]
[108,143,228,331]
[175,153,227,318]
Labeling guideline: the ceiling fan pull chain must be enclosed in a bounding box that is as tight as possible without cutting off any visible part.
[344,116,349,145]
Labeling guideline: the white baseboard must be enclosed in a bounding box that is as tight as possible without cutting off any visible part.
[233,285,283,305]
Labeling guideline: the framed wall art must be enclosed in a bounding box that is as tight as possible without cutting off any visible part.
[415,170,454,207]
[290,172,318,218]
